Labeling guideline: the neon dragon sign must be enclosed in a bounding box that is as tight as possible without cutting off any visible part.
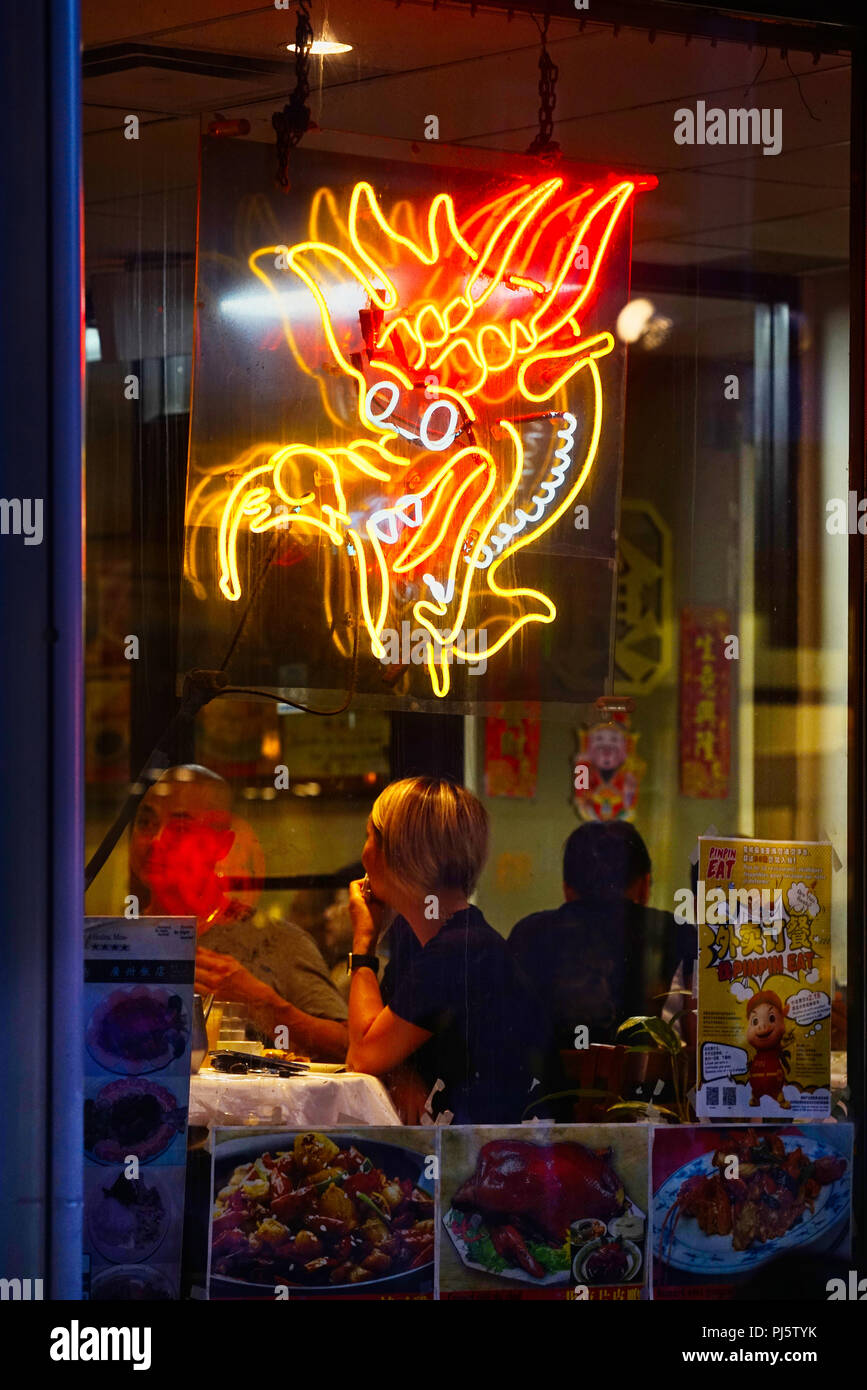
[196,171,654,698]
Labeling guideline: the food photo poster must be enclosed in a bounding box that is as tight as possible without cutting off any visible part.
[82,917,196,1300]
[439,1126,650,1300]
[203,1120,856,1301]
[651,1123,853,1300]
[695,837,833,1120]
[207,1127,436,1299]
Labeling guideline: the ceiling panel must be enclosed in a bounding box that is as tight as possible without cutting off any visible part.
[82,1,853,268]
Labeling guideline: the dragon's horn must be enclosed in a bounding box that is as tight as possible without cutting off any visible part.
[530,180,638,342]
[459,179,562,315]
[354,182,477,266]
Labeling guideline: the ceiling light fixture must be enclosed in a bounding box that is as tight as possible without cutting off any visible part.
[286,39,352,55]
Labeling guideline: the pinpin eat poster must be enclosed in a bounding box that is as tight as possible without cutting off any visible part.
[694,837,833,1120]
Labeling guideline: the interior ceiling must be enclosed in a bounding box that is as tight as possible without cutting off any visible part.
[82,0,852,273]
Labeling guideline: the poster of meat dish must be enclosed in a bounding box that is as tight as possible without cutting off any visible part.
[82,917,196,1301]
[651,1124,853,1300]
[439,1126,650,1299]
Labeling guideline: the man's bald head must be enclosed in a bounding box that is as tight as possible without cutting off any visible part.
[146,764,232,814]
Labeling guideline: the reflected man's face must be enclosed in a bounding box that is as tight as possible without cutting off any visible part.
[130,779,234,901]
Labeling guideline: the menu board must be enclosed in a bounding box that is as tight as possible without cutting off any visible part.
[82,917,196,1300]
[651,1124,853,1300]
[695,837,833,1119]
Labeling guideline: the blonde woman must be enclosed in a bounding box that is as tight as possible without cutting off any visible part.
[347,777,550,1123]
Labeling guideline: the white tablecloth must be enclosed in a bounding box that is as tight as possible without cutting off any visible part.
[189,1068,401,1128]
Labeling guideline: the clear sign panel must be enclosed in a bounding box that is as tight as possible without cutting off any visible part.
[181,138,651,711]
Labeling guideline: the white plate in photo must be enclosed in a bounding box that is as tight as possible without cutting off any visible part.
[443,1198,645,1288]
[86,1169,172,1264]
[653,1135,850,1275]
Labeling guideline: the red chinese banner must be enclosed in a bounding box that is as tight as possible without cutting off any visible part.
[484,703,541,798]
[679,607,731,799]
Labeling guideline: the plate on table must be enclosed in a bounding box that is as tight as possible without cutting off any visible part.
[653,1135,850,1275]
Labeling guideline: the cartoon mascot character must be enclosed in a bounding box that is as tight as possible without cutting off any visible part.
[745,989,793,1109]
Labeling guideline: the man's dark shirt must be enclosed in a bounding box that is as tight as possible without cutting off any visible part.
[507,897,690,1048]
[380,907,551,1124]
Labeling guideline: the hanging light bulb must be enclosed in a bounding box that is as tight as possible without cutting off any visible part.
[616,298,656,343]
[616,298,673,349]
[287,38,352,55]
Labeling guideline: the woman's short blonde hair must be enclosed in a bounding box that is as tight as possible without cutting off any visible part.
[370,777,489,897]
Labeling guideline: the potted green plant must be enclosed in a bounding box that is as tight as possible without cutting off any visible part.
[606,1015,693,1124]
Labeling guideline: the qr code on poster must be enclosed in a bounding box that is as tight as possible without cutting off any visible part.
[705,1086,737,1110]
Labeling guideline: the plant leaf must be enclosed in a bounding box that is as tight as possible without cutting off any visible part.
[606,1101,680,1121]
[520,1087,618,1118]
[634,1016,683,1055]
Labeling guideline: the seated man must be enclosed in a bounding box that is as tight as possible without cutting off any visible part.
[508,821,690,1048]
[130,764,348,1060]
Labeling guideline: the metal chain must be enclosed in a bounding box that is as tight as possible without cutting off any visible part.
[526,13,560,156]
[273,0,314,191]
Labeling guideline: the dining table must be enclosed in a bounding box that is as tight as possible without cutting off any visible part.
[188,1064,402,1129]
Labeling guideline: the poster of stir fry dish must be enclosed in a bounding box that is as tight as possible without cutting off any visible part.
[651,1124,852,1300]
[694,837,833,1119]
[207,1127,436,1299]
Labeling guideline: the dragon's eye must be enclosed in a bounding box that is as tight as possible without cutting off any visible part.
[363,377,460,453]
[418,399,460,451]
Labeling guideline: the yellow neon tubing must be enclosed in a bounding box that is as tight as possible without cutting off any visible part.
[394,461,488,575]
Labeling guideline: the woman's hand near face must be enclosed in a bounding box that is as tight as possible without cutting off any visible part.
[348,878,386,954]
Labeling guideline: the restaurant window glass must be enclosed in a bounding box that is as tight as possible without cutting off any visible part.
[81,0,860,1301]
